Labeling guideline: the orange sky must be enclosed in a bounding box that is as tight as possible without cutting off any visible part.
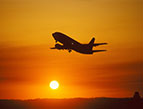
[0,0,142,99]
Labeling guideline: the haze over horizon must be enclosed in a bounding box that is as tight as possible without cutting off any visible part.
[0,0,142,99]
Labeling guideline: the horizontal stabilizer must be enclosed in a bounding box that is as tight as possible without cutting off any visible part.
[92,50,107,53]
[93,43,108,46]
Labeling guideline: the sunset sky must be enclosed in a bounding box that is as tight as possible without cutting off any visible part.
[0,0,142,99]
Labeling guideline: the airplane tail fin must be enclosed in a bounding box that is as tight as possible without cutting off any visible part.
[88,38,95,50]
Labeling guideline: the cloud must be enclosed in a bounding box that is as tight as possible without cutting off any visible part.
[0,45,52,84]
[107,61,143,73]
[71,60,143,93]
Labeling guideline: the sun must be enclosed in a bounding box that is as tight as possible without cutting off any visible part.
[49,80,59,90]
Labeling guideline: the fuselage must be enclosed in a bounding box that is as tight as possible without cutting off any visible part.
[52,32,93,54]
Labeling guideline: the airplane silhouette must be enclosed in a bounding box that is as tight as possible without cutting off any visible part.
[51,32,107,54]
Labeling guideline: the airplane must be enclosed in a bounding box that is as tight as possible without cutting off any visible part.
[51,32,107,54]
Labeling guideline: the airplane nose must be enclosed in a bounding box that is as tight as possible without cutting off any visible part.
[52,32,56,37]
[52,33,58,40]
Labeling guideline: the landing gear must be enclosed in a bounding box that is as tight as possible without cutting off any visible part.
[68,49,72,53]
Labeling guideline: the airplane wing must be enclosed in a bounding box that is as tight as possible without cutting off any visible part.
[50,47,56,49]
[50,44,69,50]
[93,43,107,46]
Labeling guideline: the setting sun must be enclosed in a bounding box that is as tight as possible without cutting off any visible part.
[49,80,59,90]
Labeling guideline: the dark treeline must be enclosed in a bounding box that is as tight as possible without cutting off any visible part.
[0,98,143,109]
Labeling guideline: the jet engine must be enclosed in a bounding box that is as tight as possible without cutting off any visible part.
[55,44,64,50]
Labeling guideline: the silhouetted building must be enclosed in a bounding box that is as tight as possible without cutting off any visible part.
[133,91,141,101]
